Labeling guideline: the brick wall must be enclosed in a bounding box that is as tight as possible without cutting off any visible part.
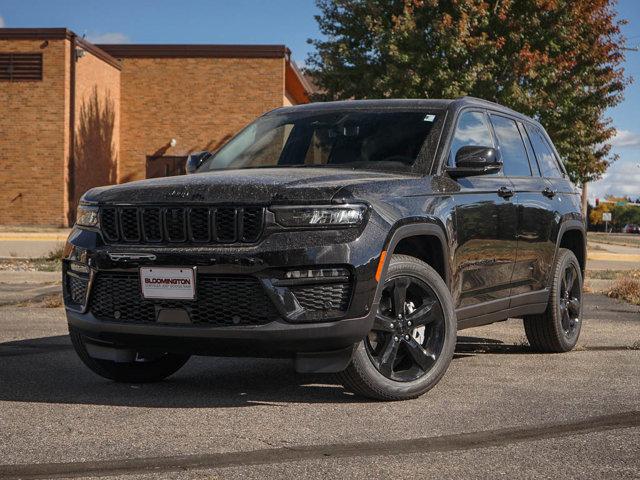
[0,38,70,226]
[117,57,286,182]
[72,47,121,214]
[0,32,309,227]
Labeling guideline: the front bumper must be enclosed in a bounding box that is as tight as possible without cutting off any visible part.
[67,309,375,356]
[63,219,387,357]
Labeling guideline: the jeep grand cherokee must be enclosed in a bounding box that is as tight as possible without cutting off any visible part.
[64,97,586,400]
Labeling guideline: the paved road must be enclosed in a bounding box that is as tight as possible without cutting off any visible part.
[0,230,70,259]
[0,294,638,479]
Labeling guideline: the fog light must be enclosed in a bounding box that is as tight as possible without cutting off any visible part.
[69,262,90,274]
[285,268,349,279]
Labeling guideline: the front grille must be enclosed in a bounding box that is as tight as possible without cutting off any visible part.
[89,272,278,326]
[66,273,89,305]
[100,206,264,245]
[290,282,352,312]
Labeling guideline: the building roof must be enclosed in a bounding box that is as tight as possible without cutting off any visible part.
[0,28,312,101]
[97,44,291,59]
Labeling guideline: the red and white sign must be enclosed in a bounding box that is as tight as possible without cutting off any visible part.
[140,267,195,300]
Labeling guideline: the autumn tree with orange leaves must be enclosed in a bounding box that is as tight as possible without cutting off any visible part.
[307,0,630,212]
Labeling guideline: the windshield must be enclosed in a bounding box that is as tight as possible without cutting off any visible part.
[198,109,441,172]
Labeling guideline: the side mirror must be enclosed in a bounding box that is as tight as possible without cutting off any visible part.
[185,151,212,174]
[446,146,502,178]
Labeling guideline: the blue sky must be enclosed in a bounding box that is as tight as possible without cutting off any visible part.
[1,0,638,201]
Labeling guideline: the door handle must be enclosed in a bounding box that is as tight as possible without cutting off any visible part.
[497,186,514,199]
[542,187,557,198]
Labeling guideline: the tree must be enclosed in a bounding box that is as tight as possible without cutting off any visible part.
[307,0,630,213]
[589,197,640,230]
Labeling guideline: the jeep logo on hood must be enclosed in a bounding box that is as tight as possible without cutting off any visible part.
[168,189,190,199]
[168,189,205,201]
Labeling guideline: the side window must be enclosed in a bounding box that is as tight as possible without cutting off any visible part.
[527,126,563,178]
[518,122,541,176]
[489,114,531,176]
[449,111,494,166]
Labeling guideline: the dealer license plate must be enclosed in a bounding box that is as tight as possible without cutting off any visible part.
[140,267,195,300]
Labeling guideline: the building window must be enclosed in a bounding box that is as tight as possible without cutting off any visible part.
[146,156,187,178]
[0,53,43,81]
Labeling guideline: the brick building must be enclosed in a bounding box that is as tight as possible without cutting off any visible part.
[0,28,311,226]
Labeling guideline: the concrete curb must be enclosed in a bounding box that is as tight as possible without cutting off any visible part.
[0,233,69,242]
[587,251,640,263]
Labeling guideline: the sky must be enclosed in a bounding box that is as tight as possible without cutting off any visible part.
[1,0,638,202]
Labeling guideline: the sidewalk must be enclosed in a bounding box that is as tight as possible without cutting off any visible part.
[0,229,70,259]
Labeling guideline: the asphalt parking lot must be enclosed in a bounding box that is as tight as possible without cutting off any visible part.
[0,293,638,479]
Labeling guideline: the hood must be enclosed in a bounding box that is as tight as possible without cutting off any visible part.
[83,168,422,205]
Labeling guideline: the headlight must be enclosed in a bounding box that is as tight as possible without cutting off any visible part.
[76,204,100,228]
[271,205,367,228]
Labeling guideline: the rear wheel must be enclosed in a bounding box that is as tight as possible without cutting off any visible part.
[338,254,456,400]
[523,248,583,352]
[70,328,190,383]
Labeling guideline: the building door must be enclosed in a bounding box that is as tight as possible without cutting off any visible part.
[146,156,187,178]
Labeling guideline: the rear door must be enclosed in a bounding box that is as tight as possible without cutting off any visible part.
[488,115,556,298]
[525,124,578,280]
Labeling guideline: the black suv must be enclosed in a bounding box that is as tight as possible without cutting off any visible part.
[64,97,585,400]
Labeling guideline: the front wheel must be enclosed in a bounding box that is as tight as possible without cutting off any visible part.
[338,254,456,401]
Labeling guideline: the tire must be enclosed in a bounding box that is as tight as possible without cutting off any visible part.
[338,254,456,401]
[523,248,583,353]
[69,328,190,383]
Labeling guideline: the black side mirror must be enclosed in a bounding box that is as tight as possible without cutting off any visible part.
[185,151,212,174]
[446,146,502,178]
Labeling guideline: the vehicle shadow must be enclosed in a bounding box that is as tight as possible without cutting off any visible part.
[0,334,528,408]
[456,335,531,355]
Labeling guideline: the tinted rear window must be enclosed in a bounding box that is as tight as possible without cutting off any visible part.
[527,126,563,178]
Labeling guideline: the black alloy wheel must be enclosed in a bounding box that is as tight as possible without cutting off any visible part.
[338,254,456,401]
[523,248,583,353]
[559,263,581,336]
[365,276,445,382]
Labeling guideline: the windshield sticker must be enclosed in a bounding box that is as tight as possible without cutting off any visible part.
[424,114,436,122]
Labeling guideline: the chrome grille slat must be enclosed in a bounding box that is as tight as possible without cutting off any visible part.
[100,206,263,245]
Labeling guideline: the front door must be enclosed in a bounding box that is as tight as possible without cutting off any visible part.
[449,110,518,310]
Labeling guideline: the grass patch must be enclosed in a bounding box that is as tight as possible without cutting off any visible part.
[607,277,640,305]
[46,243,65,262]
[15,293,63,308]
[0,242,66,272]
[587,269,639,280]
[588,232,640,248]
[0,258,62,272]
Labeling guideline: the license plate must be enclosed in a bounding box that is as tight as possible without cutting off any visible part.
[140,267,195,300]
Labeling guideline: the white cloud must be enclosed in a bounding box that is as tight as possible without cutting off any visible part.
[0,16,6,28]
[86,32,130,44]
[589,157,640,202]
[611,129,640,150]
